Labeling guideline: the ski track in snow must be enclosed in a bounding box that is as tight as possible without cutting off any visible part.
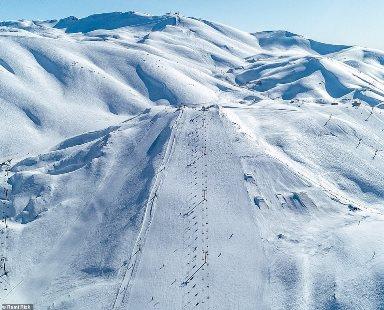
[112,108,184,309]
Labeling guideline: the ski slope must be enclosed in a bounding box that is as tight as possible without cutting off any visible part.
[114,107,265,310]
[1,11,384,310]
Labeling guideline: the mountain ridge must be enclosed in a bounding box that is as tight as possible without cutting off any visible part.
[1,11,383,159]
[0,11,384,310]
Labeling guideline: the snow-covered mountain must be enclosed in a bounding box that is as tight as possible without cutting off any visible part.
[1,11,384,309]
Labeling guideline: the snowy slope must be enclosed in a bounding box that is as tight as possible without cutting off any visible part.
[1,11,384,310]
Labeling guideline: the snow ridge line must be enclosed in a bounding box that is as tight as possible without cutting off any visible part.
[112,108,184,309]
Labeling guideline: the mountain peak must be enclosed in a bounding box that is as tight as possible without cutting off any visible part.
[53,11,177,33]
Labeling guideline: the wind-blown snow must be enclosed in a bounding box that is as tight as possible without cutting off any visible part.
[1,11,384,310]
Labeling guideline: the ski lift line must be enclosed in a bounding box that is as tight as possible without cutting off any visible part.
[350,119,384,151]
[324,114,333,126]
[360,103,384,127]
[0,280,24,301]
[372,149,383,159]
[182,200,205,218]
[182,111,210,309]
[112,109,185,309]
[182,258,208,286]
[0,163,11,294]
[221,107,370,212]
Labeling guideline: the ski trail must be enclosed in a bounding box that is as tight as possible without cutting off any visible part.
[180,109,210,309]
[123,106,266,309]
[112,108,184,309]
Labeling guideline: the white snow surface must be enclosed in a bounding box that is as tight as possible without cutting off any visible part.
[1,11,384,310]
